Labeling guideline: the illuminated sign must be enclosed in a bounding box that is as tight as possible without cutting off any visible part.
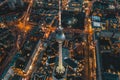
[92,16,101,22]
[92,21,101,27]
[92,16,101,28]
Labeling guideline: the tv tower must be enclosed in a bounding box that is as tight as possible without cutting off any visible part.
[53,0,66,79]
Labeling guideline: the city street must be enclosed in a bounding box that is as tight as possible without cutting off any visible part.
[0,0,120,80]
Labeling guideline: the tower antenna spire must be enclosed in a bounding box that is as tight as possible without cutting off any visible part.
[59,0,62,29]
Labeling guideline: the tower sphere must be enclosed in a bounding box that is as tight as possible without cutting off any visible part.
[56,28,65,42]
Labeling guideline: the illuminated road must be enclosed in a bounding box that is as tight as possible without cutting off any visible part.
[23,39,44,80]
[83,0,96,17]
[0,0,99,80]
[83,0,97,80]
[95,39,102,80]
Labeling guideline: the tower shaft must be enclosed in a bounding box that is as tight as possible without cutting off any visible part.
[58,42,63,69]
